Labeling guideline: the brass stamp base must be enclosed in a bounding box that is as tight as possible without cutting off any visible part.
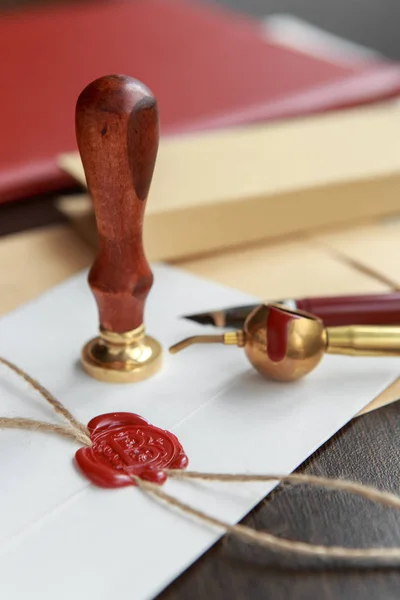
[82,325,162,383]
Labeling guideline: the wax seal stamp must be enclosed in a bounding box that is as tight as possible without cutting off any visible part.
[76,74,162,383]
[75,413,188,488]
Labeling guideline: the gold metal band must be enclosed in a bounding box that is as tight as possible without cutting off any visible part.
[82,324,162,383]
[99,325,146,345]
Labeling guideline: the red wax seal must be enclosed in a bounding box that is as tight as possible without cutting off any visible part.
[75,413,188,488]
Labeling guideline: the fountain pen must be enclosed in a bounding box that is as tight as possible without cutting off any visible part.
[183,292,400,328]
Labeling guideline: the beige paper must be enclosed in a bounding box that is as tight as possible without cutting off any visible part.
[314,221,400,289]
[56,195,390,298]
[59,101,400,262]
[177,237,389,299]
[0,226,92,316]
[358,376,400,415]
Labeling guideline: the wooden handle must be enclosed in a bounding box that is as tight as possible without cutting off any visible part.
[76,75,159,333]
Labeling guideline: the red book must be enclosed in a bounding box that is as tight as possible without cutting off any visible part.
[1,0,400,204]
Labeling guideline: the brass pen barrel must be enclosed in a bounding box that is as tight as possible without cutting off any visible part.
[326,325,400,356]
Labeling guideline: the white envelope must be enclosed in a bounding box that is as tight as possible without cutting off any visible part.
[0,264,398,600]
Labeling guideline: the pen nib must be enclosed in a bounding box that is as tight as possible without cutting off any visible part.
[183,313,220,326]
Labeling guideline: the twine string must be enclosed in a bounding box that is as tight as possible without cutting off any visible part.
[165,470,400,511]
[1,355,400,560]
[0,417,91,446]
[136,474,400,560]
[0,356,91,446]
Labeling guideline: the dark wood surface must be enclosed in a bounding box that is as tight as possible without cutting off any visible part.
[76,75,158,332]
[1,1,400,599]
[160,402,400,600]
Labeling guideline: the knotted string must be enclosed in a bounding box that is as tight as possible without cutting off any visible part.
[2,355,400,562]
